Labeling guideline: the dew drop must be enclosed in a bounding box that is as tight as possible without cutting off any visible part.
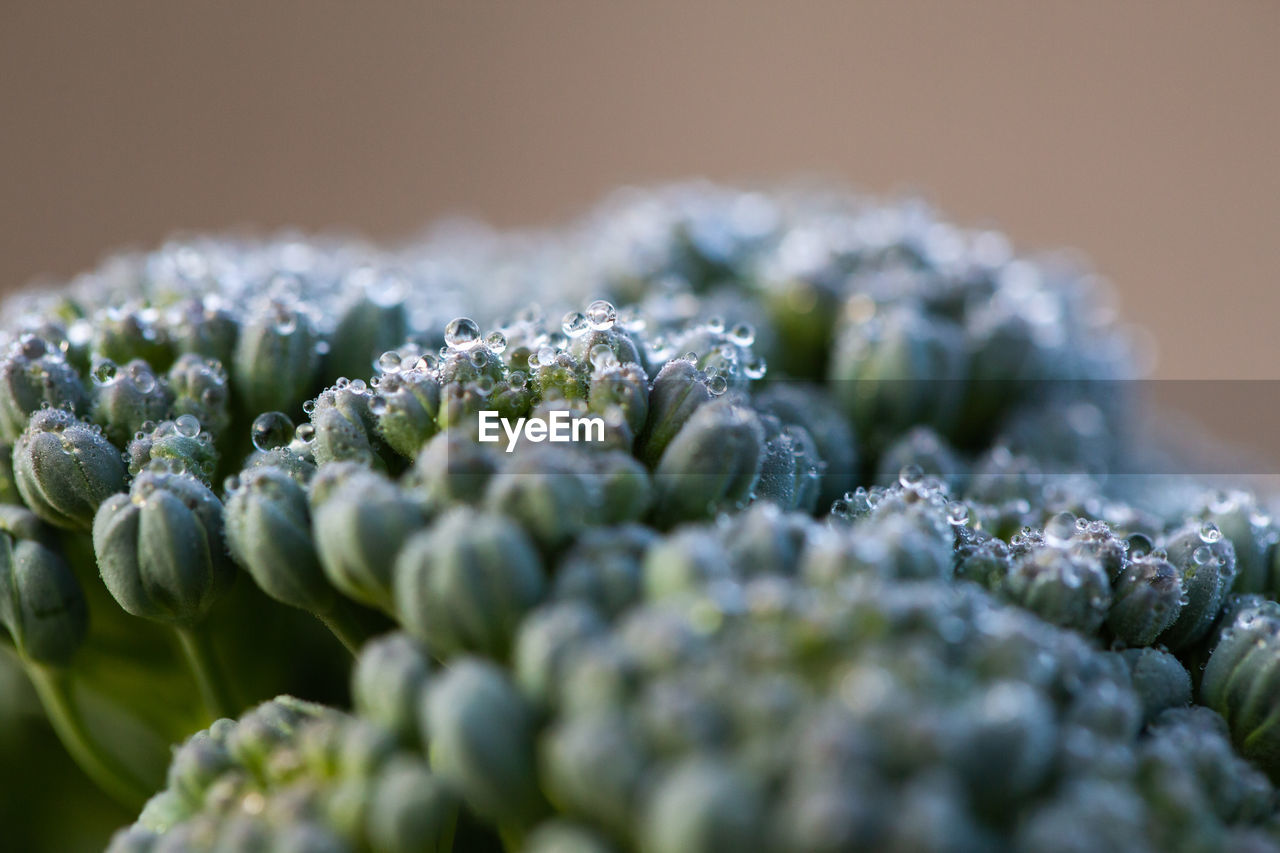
[444,317,481,349]
[586,300,616,331]
[18,335,46,360]
[92,360,118,385]
[946,501,970,526]
[729,323,755,346]
[1199,521,1222,543]
[898,464,924,488]
[251,412,295,452]
[302,399,316,415]
[1192,545,1212,565]
[562,312,589,338]
[378,351,403,373]
[174,414,201,437]
[706,373,728,396]
[369,395,388,416]
[295,423,315,442]
[509,371,527,390]
[349,379,367,394]
[486,331,507,353]
[1045,511,1077,545]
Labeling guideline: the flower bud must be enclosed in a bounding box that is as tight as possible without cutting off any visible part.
[639,758,764,853]
[233,301,322,415]
[875,425,966,493]
[423,658,546,828]
[651,399,764,528]
[754,383,857,507]
[351,633,433,747]
[1201,598,1280,773]
[583,449,652,524]
[310,464,425,613]
[393,508,545,659]
[551,524,654,617]
[1003,544,1111,634]
[718,503,810,578]
[0,524,87,665]
[127,418,218,483]
[166,719,235,808]
[167,354,231,438]
[0,335,87,442]
[14,407,129,530]
[307,382,381,468]
[524,821,615,853]
[637,358,711,467]
[1117,647,1191,724]
[364,757,459,853]
[953,528,1012,590]
[643,528,732,599]
[829,303,967,454]
[225,466,332,614]
[403,430,499,511]
[326,293,408,387]
[94,469,234,625]
[587,362,649,440]
[753,415,822,513]
[1157,521,1237,651]
[90,359,175,447]
[1106,554,1183,646]
[513,601,606,709]
[370,367,441,458]
[540,710,649,838]
[92,307,173,370]
[483,448,595,551]
[163,298,239,366]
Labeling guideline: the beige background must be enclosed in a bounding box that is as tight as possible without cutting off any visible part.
[1,2,1276,380]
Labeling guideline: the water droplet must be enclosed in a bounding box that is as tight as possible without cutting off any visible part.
[946,501,970,526]
[92,360,118,385]
[729,323,755,346]
[223,475,241,494]
[537,345,556,365]
[295,423,315,442]
[743,355,767,380]
[251,412,295,452]
[898,464,924,488]
[468,349,488,369]
[349,379,367,394]
[444,317,481,349]
[706,373,728,396]
[1199,521,1222,543]
[474,376,494,396]
[1045,511,1077,545]
[369,395,388,416]
[174,414,201,437]
[706,316,725,333]
[378,351,403,373]
[302,399,316,415]
[509,371,527,389]
[586,300,616,331]
[1193,545,1212,565]
[590,343,618,370]
[18,335,46,360]
[486,331,507,353]
[562,312,589,338]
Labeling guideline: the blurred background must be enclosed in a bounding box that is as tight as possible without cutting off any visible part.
[2,2,1276,383]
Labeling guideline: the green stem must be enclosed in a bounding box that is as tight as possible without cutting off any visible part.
[317,598,385,656]
[175,624,237,720]
[25,663,152,809]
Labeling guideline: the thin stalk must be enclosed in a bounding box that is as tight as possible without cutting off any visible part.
[175,624,237,720]
[25,663,152,808]
[317,598,385,656]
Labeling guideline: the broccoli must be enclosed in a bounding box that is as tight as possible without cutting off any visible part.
[0,184,1274,851]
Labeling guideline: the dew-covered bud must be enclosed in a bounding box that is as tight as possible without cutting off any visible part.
[0,335,87,442]
[1157,520,1237,651]
[765,420,824,514]
[1106,553,1183,646]
[483,447,595,551]
[1194,490,1274,594]
[393,508,545,659]
[127,417,218,483]
[754,383,857,507]
[163,298,240,367]
[370,367,441,458]
[853,502,954,582]
[651,398,764,527]
[310,464,425,614]
[167,354,232,438]
[225,465,332,614]
[829,303,967,453]
[718,503,810,578]
[1117,647,1191,723]
[326,292,408,387]
[540,710,649,838]
[637,358,711,467]
[875,426,966,493]
[582,449,652,524]
[551,524,655,617]
[953,527,1012,590]
[403,430,499,511]
[94,469,234,625]
[639,758,764,853]
[233,301,322,415]
[1201,598,1280,773]
[1003,544,1111,634]
[307,382,381,468]
[14,407,129,530]
[0,521,87,665]
[90,359,174,447]
[423,658,546,828]
[364,757,458,853]
[351,633,432,747]
[92,307,173,370]
[587,362,649,440]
